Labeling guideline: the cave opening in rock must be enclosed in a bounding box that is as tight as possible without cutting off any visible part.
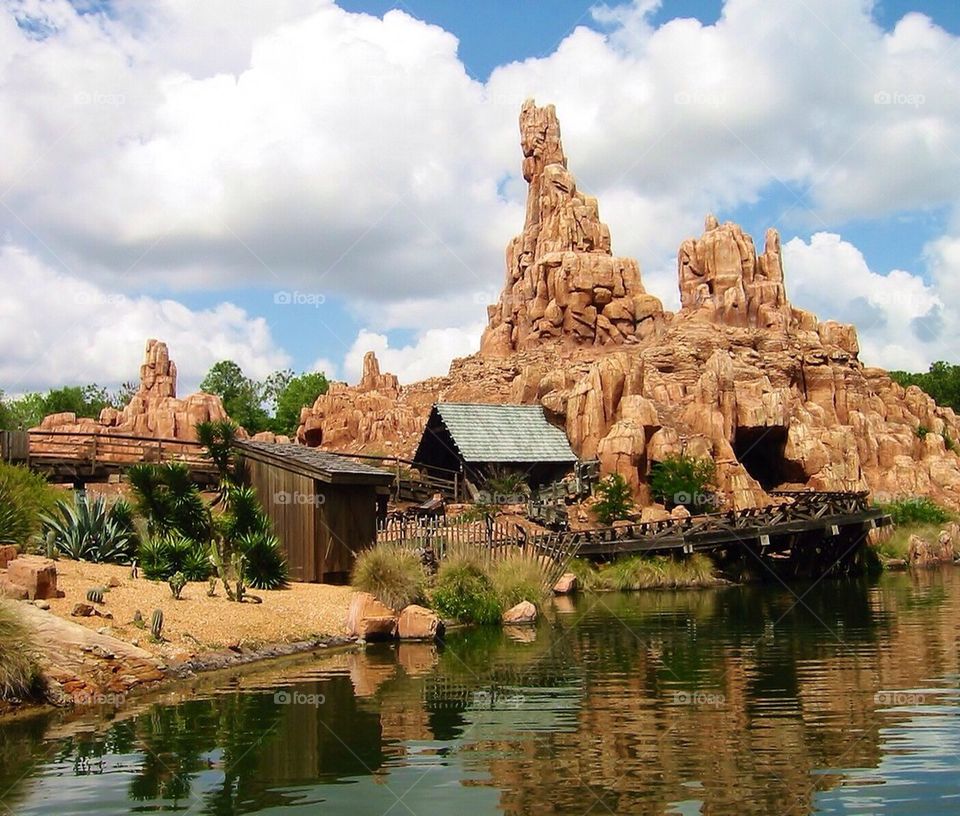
[733,426,805,491]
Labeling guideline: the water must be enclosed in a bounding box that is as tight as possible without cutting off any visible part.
[3,569,960,815]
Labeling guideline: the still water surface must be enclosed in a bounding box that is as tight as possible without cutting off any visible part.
[3,569,960,815]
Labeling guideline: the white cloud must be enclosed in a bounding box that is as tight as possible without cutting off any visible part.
[342,326,483,385]
[783,233,944,370]
[0,244,289,393]
[1,0,960,382]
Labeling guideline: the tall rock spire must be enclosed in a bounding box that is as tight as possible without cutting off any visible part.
[480,100,662,356]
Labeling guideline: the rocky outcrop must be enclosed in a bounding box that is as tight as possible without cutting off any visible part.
[480,100,663,355]
[295,101,960,512]
[1,556,64,600]
[33,339,231,442]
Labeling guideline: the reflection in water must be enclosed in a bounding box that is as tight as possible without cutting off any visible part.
[2,569,960,815]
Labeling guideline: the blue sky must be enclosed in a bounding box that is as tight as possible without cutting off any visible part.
[2,0,960,392]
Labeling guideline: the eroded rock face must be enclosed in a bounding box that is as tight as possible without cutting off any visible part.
[294,101,960,512]
[480,100,663,355]
[34,339,230,442]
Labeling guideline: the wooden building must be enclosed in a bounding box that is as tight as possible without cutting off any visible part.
[412,403,577,494]
[236,441,394,584]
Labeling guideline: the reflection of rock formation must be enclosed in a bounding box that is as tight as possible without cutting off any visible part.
[34,339,230,441]
[480,100,663,355]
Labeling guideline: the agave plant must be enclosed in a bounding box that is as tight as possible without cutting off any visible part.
[128,462,212,543]
[43,494,137,563]
[237,532,289,590]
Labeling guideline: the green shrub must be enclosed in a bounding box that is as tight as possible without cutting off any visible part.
[593,554,717,591]
[221,485,271,542]
[877,496,951,526]
[431,557,501,625]
[564,557,601,590]
[352,544,427,610]
[650,455,717,513]
[42,494,137,563]
[0,463,62,546]
[489,553,549,609]
[915,424,930,439]
[237,532,289,590]
[128,462,212,542]
[139,534,211,582]
[592,473,634,524]
[0,601,41,700]
[946,434,957,453]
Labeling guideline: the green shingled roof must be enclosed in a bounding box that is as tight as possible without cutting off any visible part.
[430,403,576,463]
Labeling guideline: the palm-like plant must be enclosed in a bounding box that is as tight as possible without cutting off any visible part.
[43,494,137,563]
[196,419,240,490]
[128,463,212,542]
[236,532,289,589]
[139,533,211,581]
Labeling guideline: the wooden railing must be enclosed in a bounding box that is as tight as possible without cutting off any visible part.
[25,430,214,476]
[326,451,464,502]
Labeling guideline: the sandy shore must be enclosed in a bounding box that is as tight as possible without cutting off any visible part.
[46,560,355,663]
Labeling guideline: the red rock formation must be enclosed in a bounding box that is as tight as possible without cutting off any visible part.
[297,101,960,512]
[34,339,230,442]
[480,100,663,355]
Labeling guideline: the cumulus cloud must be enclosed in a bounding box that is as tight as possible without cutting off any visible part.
[1,0,960,384]
[0,245,289,393]
[342,326,483,385]
[783,233,944,370]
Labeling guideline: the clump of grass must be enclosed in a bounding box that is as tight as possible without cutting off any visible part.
[0,463,62,547]
[489,552,549,609]
[915,424,930,439]
[592,554,718,591]
[565,557,601,590]
[431,550,501,625]
[0,601,42,701]
[874,523,944,562]
[877,496,952,526]
[352,543,427,611]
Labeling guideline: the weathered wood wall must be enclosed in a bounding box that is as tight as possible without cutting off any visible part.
[246,457,378,583]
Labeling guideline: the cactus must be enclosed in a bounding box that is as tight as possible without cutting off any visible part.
[86,588,104,604]
[207,576,217,597]
[149,609,164,642]
[45,530,58,561]
[133,609,144,628]
[168,571,186,600]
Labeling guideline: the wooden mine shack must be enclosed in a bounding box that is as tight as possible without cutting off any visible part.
[412,403,577,495]
[235,441,394,584]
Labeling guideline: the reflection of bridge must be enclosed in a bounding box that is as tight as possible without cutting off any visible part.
[2,430,218,485]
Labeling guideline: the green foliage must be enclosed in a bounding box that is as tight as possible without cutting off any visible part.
[431,554,501,625]
[195,420,240,484]
[128,463,212,542]
[42,494,137,563]
[139,534,212,582]
[481,466,531,504]
[592,554,717,591]
[221,485,270,542]
[352,544,427,610]
[649,455,717,513]
[945,434,957,453]
[168,572,187,600]
[270,371,328,436]
[877,496,952,526]
[236,533,289,590]
[489,553,548,609]
[0,463,62,546]
[592,473,634,524]
[0,601,41,700]
[915,424,930,439]
[200,361,270,434]
[0,383,135,430]
[890,361,960,412]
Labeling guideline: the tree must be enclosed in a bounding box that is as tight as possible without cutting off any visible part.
[890,361,960,413]
[592,474,634,525]
[199,361,269,434]
[271,371,328,435]
[650,454,717,513]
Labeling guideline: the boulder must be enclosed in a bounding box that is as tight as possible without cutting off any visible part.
[71,603,95,617]
[907,534,954,568]
[0,545,18,569]
[0,577,28,600]
[502,600,538,625]
[397,605,444,640]
[7,556,62,600]
[552,572,578,595]
[346,592,398,641]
